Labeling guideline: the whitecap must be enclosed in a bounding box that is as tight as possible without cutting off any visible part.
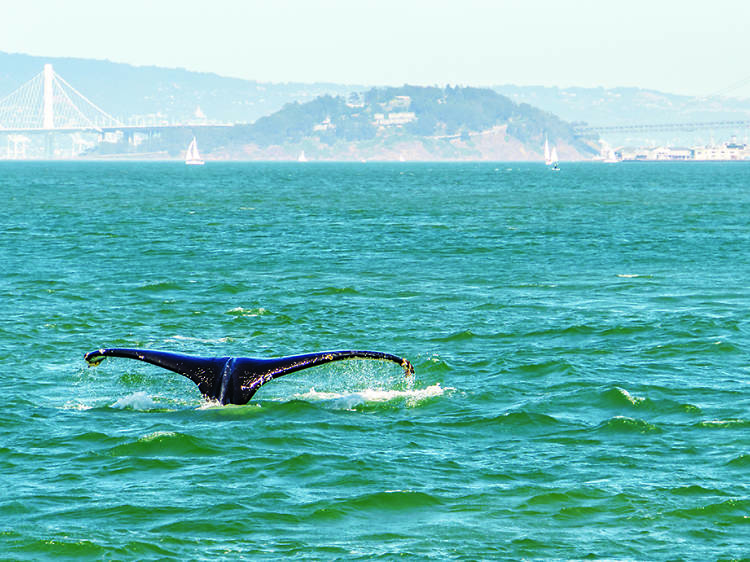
[225,306,267,317]
[139,430,176,441]
[616,387,645,405]
[62,401,94,411]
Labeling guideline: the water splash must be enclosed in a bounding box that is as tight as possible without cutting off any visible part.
[111,391,162,410]
[293,383,446,409]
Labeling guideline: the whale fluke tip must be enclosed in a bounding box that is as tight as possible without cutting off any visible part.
[84,349,106,367]
[402,358,415,377]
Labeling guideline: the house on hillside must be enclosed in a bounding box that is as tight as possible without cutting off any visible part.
[373,112,416,128]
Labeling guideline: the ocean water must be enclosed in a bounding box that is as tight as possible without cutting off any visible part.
[0,161,748,560]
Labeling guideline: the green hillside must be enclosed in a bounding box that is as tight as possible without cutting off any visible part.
[237,85,594,154]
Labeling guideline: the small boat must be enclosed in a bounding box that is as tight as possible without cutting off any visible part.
[185,137,204,165]
[603,148,618,163]
[544,135,552,166]
[298,150,308,162]
[550,147,560,171]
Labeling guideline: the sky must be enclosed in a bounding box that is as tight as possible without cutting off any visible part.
[2,0,749,97]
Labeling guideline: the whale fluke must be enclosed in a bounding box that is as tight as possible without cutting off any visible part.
[84,348,414,405]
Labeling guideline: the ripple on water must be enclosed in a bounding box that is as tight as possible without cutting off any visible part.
[726,454,750,468]
[308,490,444,521]
[135,280,184,292]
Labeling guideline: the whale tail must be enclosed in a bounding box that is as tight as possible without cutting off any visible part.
[84,348,414,405]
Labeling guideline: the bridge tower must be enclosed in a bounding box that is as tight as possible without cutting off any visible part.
[0,63,123,132]
[43,64,54,130]
[43,64,55,157]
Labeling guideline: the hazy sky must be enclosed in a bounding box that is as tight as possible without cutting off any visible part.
[2,0,749,97]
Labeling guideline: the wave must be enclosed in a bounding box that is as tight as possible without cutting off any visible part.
[665,484,730,497]
[449,410,564,430]
[643,339,742,357]
[308,489,444,520]
[135,280,183,292]
[516,358,577,377]
[727,454,750,467]
[598,386,701,415]
[310,286,360,295]
[603,386,645,407]
[224,306,269,317]
[109,431,219,457]
[595,416,662,434]
[210,282,249,294]
[533,384,702,417]
[415,353,454,374]
[667,498,749,520]
[694,419,749,430]
[431,330,477,342]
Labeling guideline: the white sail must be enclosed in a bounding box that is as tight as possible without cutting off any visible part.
[544,136,551,165]
[185,137,204,165]
[298,150,307,162]
[550,146,560,171]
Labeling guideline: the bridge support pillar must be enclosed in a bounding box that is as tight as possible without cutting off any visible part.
[45,132,54,159]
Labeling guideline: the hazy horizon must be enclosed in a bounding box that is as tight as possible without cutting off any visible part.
[2,0,750,99]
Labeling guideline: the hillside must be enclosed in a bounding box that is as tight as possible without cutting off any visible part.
[0,51,361,124]
[203,85,597,160]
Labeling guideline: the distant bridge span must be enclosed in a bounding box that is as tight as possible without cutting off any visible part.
[575,120,750,135]
[0,123,233,134]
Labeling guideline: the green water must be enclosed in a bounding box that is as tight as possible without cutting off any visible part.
[1,161,748,560]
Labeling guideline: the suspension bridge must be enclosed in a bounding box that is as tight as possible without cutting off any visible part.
[0,64,230,133]
[0,64,229,157]
[0,64,125,132]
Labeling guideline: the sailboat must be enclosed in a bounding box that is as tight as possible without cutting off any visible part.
[544,136,552,166]
[550,147,560,171]
[298,150,308,162]
[185,137,204,166]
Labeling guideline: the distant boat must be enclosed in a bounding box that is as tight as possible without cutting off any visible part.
[544,136,552,165]
[550,147,560,171]
[185,137,204,165]
[298,150,308,162]
[603,148,618,163]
